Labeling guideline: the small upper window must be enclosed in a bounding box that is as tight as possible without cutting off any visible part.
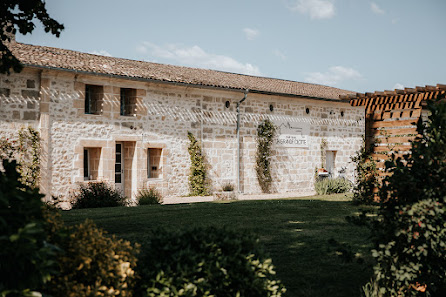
[85,85,103,115]
[120,88,136,116]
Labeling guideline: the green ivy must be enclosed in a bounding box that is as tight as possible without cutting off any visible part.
[255,119,276,193]
[0,126,41,188]
[320,138,327,169]
[187,132,209,196]
[351,138,379,205]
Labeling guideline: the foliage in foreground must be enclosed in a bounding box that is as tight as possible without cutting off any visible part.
[0,160,57,297]
[314,177,352,195]
[136,187,163,205]
[46,220,139,297]
[71,181,127,209]
[365,99,446,297]
[135,227,286,297]
[0,159,140,297]
[255,119,276,193]
[1,0,64,74]
[187,132,209,196]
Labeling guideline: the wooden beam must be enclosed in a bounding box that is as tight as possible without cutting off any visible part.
[371,119,417,129]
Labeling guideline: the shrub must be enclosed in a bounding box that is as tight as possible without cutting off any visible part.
[137,187,163,205]
[71,181,126,209]
[45,220,139,297]
[367,98,446,296]
[135,227,286,297]
[314,177,352,195]
[0,159,58,297]
[221,182,234,192]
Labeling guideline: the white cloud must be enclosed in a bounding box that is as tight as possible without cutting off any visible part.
[305,66,362,86]
[243,28,259,41]
[289,0,335,20]
[370,2,385,15]
[89,50,112,57]
[393,83,404,90]
[273,49,287,60]
[136,42,262,76]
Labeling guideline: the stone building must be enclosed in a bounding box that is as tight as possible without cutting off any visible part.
[0,41,365,205]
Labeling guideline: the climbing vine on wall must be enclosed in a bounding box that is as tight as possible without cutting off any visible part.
[320,138,327,169]
[351,138,378,205]
[187,131,209,196]
[0,126,41,188]
[255,119,276,193]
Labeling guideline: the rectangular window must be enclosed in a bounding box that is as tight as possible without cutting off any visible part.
[326,150,337,177]
[120,88,136,116]
[85,84,103,115]
[147,148,162,178]
[83,147,101,180]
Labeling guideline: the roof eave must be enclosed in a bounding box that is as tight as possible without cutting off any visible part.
[24,64,350,102]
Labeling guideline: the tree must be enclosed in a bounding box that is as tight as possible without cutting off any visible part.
[1,0,64,74]
[366,98,446,296]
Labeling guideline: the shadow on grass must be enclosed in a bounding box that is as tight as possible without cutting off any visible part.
[62,198,373,297]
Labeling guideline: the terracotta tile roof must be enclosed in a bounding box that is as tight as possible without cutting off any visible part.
[9,42,354,100]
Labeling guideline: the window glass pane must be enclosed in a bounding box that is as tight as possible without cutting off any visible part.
[147,148,150,178]
[83,149,89,178]
[115,174,121,183]
[120,89,126,115]
[85,85,91,114]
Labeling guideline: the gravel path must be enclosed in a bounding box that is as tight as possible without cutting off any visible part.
[162,191,313,205]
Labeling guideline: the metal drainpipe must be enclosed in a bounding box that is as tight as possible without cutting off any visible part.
[237,89,249,194]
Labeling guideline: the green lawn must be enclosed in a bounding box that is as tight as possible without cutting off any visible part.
[62,193,373,297]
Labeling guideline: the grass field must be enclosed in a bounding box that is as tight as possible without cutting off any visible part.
[62,193,374,297]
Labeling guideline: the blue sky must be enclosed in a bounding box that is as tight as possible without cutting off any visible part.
[17,0,446,93]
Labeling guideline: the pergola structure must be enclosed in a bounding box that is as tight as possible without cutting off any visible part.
[342,84,446,174]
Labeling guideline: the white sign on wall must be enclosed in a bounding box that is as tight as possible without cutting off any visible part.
[275,120,310,148]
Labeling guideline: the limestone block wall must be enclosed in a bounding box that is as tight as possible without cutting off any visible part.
[0,69,41,138]
[0,68,365,204]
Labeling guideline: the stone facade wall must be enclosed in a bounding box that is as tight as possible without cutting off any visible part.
[0,68,365,205]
